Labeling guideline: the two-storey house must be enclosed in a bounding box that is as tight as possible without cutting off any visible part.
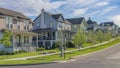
[66,17,88,34]
[33,9,71,49]
[0,7,38,52]
[87,17,100,31]
[100,22,119,36]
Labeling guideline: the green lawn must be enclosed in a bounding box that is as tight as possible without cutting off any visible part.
[83,43,93,47]
[0,48,76,60]
[0,38,120,65]
[0,52,39,60]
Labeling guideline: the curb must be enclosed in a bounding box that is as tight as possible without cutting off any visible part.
[73,42,120,59]
[0,62,57,66]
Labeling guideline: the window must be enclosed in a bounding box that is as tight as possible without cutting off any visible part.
[6,17,13,29]
[49,21,53,28]
[27,36,29,43]
[17,21,20,30]
[24,36,29,44]
[24,36,26,43]
[36,22,40,27]
[24,20,29,30]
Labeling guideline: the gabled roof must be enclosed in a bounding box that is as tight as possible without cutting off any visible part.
[66,17,84,24]
[64,20,71,24]
[0,7,30,20]
[51,14,62,20]
[35,9,65,22]
[100,22,115,26]
[51,13,65,22]
[87,17,98,24]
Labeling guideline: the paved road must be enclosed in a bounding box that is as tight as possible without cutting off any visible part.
[1,43,120,68]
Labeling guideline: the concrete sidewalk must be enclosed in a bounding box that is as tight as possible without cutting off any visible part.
[0,38,116,61]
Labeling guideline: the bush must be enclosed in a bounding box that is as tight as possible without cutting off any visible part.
[52,41,61,49]
[0,50,6,55]
[37,47,45,51]
[66,42,75,48]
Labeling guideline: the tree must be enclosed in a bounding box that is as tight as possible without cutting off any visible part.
[96,30,104,42]
[104,31,112,41]
[72,30,87,50]
[0,30,12,47]
[86,31,97,44]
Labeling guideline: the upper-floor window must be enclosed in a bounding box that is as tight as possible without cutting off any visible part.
[36,22,40,27]
[48,21,53,28]
[17,21,20,30]
[24,20,29,31]
[6,17,13,29]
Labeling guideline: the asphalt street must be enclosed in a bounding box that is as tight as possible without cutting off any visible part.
[1,43,120,68]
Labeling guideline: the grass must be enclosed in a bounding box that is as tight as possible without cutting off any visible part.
[0,38,120,65]
[0,52,39,60]
[83,43,93,47]
[0,48,76,60]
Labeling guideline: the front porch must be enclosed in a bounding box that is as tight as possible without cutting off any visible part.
[11,30,38,52]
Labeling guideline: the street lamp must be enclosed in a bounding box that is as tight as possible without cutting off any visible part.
[60,29,63,57]
[60,29,67,59]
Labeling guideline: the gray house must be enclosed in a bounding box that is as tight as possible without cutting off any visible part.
[66,17,88,33]
[33,9,71,49]
[100,22,119,36]
[87,17,100,31]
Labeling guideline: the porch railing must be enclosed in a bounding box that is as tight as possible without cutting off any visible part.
[13,42,38,52]
[39,37,55,40]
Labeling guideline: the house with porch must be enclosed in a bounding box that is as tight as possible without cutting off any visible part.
[0,7,38,52]
[33,9,71,49]
[87,17,100,31]
[100,22,119,36]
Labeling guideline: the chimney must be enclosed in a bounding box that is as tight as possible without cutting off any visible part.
[41,8,45,28]
[41,8,45,13]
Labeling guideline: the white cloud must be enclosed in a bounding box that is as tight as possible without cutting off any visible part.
[0,0,66,16]
[110,15,120,27]
[96,2,109,6]
[88,11,101,16]
[64,0,97,9]
[72,8,88,16]
[99,6,117,16]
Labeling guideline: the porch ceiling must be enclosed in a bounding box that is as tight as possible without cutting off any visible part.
[33,28,57,33]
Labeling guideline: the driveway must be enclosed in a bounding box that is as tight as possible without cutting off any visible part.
[1,43,120,68]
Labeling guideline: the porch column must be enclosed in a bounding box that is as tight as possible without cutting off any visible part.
[55,31,57,40]
[36,35,38,52]
[51,40,53,47]
[12,35,15,52]
[43,41,45,47]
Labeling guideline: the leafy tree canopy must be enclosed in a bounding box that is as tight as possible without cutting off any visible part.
[0,30,12,47]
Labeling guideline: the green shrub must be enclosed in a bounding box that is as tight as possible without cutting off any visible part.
[52,41,61,49]
[66,42,75,48]
[37,47,45,51]
[0,50,5,55]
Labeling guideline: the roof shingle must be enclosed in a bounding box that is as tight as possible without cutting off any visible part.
[66,17,84,24]
[0,7,30,20]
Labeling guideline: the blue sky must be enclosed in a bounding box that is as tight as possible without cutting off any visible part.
[0,0,120,26]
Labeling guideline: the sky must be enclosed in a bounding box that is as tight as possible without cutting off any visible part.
[0,0,120,26]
